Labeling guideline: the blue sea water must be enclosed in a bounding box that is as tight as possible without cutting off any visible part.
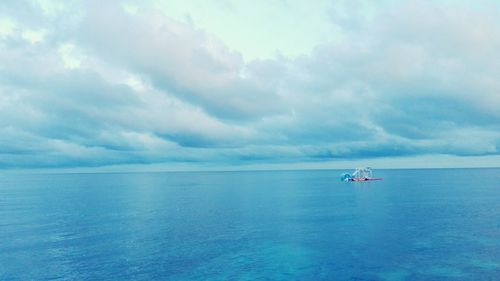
[1,168,499,280]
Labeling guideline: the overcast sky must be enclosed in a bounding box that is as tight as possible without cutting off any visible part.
[1,0,500,170]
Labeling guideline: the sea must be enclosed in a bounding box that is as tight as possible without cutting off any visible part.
[0,168,499,280]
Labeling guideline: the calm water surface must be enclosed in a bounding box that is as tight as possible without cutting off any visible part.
[1,169,499,280]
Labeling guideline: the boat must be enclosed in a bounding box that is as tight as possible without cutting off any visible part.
[340,167,382,182]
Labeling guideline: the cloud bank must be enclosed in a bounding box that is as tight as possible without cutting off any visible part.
[1,0,499,169]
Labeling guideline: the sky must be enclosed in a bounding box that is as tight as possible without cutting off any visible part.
[1,0,500,171]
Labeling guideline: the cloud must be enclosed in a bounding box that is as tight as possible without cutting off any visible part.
[76,2,284,120]
[0,0,499,169]
[268,0,500,154]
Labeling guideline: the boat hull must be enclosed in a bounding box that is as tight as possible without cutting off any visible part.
[349,178,382,181]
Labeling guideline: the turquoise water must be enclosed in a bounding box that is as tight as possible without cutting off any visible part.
[1,169,499,280]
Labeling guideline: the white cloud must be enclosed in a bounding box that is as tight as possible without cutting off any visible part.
[58,43,82,69]
[33,0,72,17]
[122,3,139,15]
[0,17,16,38]
[21,29,47,44]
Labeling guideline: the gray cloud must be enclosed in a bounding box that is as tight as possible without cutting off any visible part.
[76,1,284,121]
